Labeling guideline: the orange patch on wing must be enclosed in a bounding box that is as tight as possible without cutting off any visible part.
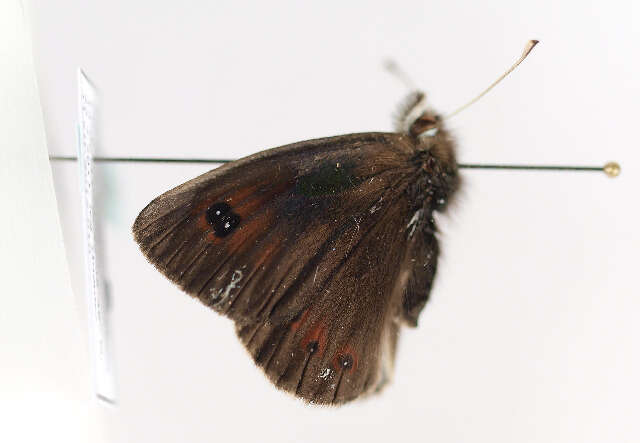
[254,238,279,265]
[197,213,211,233]
[191,180,266,231]
[191,174,295,245]
[232,178,295,219]
[194,195,275,246]
[224,206,274,249]
[290,309,311,334]
[301,321,328,354]
[224,182,265,206]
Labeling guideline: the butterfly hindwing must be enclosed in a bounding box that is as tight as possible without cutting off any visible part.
[235,191,413,404]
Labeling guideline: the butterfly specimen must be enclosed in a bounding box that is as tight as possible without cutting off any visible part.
[131,41,617,405]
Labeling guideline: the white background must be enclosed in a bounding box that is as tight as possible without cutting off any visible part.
[16,1,640,442]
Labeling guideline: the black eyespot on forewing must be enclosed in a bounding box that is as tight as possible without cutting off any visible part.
[205,202,241,237]
[214,212,241,237]
[205,202,231,224]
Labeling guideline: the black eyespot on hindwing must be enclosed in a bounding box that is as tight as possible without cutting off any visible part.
[338,354,354,370]
[306,341,319,354]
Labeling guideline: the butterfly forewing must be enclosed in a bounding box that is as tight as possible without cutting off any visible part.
[133,132,442,404]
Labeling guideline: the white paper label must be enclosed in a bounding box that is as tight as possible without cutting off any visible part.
[77,69,117,404]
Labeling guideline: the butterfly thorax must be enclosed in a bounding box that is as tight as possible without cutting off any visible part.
[406,116,460,214]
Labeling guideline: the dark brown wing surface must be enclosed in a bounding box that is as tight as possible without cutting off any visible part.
[133,132,440,404]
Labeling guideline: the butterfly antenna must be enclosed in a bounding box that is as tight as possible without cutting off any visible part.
[383,59,420,91]
[445,39,539,119]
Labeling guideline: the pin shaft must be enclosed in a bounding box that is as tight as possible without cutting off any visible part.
[457,163,602,172]
[49,156,618,177]
[49,155,231,164]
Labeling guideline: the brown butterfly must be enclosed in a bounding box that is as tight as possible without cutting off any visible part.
[132,41,581,405]
[133,89,458,405]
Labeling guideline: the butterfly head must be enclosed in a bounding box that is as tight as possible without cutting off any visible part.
[412,111,456,166]
[408,111,440,138]
[395,92,457,175]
